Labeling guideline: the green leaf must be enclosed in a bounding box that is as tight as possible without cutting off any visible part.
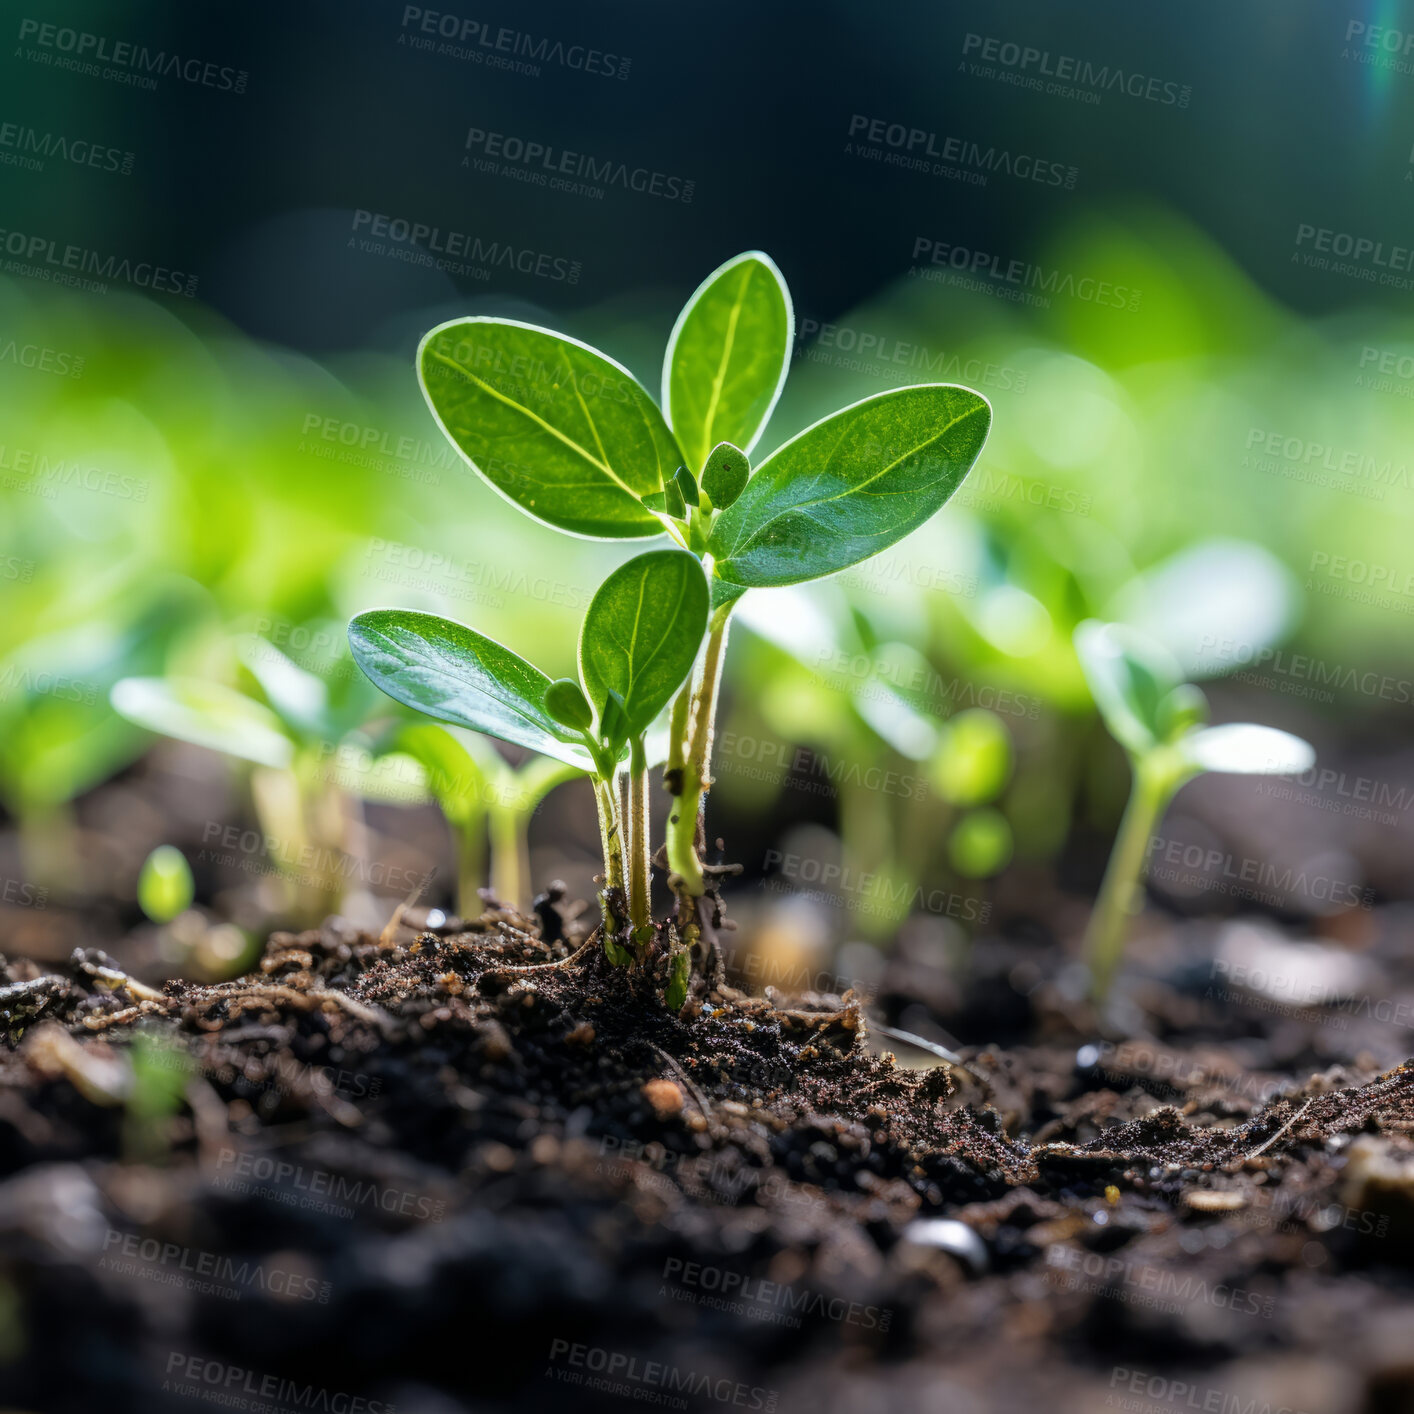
[930,709,1012,807]
[111,678,294,769]
[664,251,793,474]
[138,845,194,924]
[708,385,990,587]
[1178,724,1315,777]
[1073,621,1183,757]
[545,678,594,731]
[700,442,749,511]
[579,550,709,741]
[396,723,484,820]
[348,609,594,771]
[239,636,329,739]
[674,465,700,508]
[666,946,691,1010]
[419,318,683,539]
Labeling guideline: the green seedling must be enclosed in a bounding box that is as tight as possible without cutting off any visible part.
[137,845,194,924]
[414,250,991,975]
[112,636,417,923]
[1074,620,1316,1002]
[124,1030,189,1162]
[395,722,581,918]
[349,548,707,978]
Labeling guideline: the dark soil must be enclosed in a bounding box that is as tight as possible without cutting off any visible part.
[1,896,1413,1414]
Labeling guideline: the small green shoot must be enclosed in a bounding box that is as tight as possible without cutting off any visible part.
[1074,620,1316,1002]
[137,845,194,924]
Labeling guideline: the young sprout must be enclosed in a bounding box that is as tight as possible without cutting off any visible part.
[137,845,194,925]
[415,250,992,977]
[348,548,707,986]
[1074,620,1316,1002]
[112,636,413,922]
[395,723,580,919]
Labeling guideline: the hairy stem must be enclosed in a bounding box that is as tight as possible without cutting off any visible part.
[666,603,733,899]
[627,736,651,945]
[594,773,626,932]
[1084,756,1175,1003]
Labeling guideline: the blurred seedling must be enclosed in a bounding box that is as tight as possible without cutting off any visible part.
[389,251,990,999]
[1073,620,1315,1002]
[112,636,419,925]
[137,844,194,924]
[394,722,582,919]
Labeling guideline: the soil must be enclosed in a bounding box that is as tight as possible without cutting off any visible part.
[2,887,1414,1414]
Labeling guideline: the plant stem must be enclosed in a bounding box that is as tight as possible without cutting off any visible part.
[1084,756,1175,1003]
[488,803,527,912]
[454,815,487,921]
[627,736,651,945]
[666,603,733,898]
[594,773,625,931]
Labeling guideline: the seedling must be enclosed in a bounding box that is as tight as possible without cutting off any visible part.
[395,722,582,918]
[1074,620,1315,1002]
[349,548,707,982]
[410,251,991,983]
[137,845,194,925]
[112,637,416,922]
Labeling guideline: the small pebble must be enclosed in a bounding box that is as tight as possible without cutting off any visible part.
[902,1218,989,1276]
[642,1079,684,1117]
